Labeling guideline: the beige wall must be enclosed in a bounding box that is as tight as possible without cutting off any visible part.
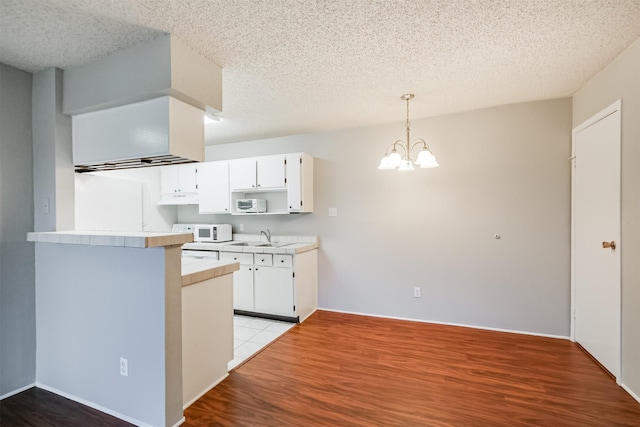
[573,38,640,398]
[183,97,573,337]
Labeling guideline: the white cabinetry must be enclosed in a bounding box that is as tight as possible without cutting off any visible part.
[229,155,286,191]
[198,161,230,214]
[159,163,198,205]
[220,252,254,312]
[254,255,295,317]
[221,249,317,322]
[285,153,314,213]
[229,153,313,214]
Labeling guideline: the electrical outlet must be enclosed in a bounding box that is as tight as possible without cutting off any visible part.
[120,357,128,377]
[239,224,244,231]
[328,208,337,217]
[413,287,421,298]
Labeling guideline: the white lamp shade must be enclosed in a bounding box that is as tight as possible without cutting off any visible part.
[415,149,433,165]
[378,155,395,170]
[420,158,439,168]
[397,159,415,171]
[416,149,439,168]
[388,151,402,168]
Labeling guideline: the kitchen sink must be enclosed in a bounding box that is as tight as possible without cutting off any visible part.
[227,241,290,248]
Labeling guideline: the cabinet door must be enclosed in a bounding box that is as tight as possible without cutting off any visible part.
[254,266,295,317]
[257,155,286,189]
[229,158,256,190]
[285,154,302,211]
[233,265,254,312]
[160,165,180,194]
[178,164,198,194]
[198,161,230,214]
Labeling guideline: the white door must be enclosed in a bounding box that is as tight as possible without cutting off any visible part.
[229,158,257,190]
[572,101,621,380]
[254,266,295,317]
[257,155,286,189]
[286,153,302,212]
[198,161,230,214]
[233,265,254,312]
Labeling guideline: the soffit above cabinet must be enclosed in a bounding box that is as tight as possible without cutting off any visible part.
[63,34,222,115]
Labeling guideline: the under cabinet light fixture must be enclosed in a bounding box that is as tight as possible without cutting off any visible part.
[378,94,439,171]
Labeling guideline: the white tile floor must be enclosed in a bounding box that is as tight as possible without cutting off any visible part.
[229,315,296,370]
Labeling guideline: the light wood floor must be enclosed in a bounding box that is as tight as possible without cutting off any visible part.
[185,310,640,426]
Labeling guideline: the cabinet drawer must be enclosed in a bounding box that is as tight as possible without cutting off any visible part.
[254,254,273,266]
[274,254,293,268]
[220,252,254,265]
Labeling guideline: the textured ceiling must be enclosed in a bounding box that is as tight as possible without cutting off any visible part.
[2,0,640,144]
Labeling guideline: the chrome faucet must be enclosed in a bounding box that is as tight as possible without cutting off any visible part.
[260,229,272,243]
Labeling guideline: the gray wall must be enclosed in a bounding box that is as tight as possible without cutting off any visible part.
[32,68,74,232]
[182,98,573,337]
[0,63,35,396]
[573,38,640,399]
[35,243,183,427]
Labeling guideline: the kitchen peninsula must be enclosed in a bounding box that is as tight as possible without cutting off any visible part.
[27,230,239,427]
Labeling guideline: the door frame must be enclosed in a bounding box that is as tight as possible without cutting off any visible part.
[570,99,622,382]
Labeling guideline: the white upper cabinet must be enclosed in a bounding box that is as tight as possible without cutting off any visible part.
[158,163,198,204]
[229,155,286,191]
[257,155,286,189]
[198,161,230,214]
[161,163,197,194]
[182,152,313,214]
[286,153,314,213]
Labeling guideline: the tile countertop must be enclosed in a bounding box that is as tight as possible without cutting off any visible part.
[183,234,319,254]
[27,231,194,248]
[181,258,240,287]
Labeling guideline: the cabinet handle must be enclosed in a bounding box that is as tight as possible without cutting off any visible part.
[257,184,261,188]
[249,267,252,271]
[261,258,265,262]
[281,260,284,263]
[252,184,255,187]
[255,267,259,271]
[234,257,237,260]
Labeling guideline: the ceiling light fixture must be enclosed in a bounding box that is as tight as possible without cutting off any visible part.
[378,94,439,171]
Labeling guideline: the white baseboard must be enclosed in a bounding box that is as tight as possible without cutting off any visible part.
[317,307,571,340]
[173,416,186,427]
[0,383,36,400]
[299,307,317,323]
[35,383,156,427]
[183,373,229,410]
[621,383,640,404]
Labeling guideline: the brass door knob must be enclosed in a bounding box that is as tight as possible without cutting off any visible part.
[602,241,616,250]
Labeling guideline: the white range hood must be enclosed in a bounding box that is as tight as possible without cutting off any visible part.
[72,96,204,172]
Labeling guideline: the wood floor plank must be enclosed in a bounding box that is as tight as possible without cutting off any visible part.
[0,387,133,427]
[184,310,640,426]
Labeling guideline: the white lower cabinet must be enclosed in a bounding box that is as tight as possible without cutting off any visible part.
[220,252,255,311]
[233,265,255,312]
[221,249,317,322]
[254,257,294,317]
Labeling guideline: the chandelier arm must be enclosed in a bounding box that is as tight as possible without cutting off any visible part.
[411,139,430,152]
[391,140,407,156]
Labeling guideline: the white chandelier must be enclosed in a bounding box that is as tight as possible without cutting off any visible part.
[378,94,439,171]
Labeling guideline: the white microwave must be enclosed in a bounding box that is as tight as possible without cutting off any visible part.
[236,198,267,213]
[193,224,232,242]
